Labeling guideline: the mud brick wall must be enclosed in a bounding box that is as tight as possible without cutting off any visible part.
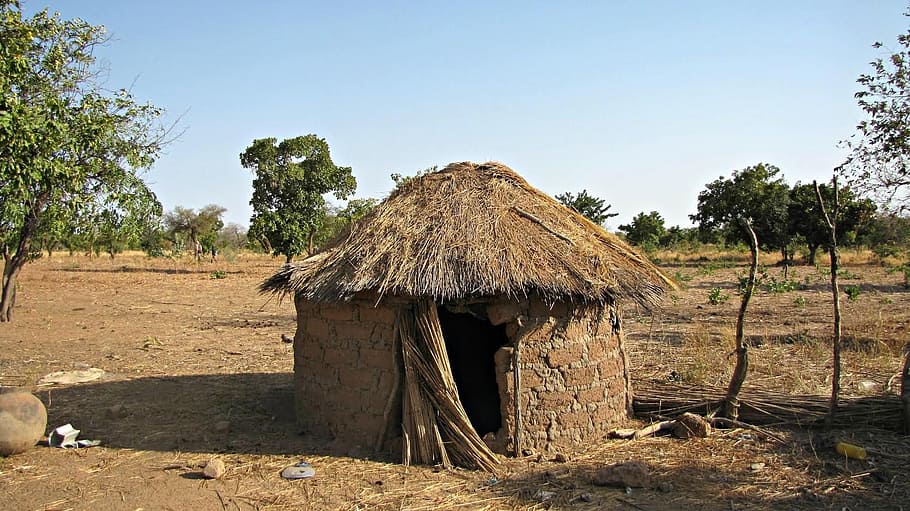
[293,297,398,448]
[491,295,629,454]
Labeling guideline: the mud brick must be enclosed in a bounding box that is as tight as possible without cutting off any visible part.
[334,320,370,343]
[537,391,574,410]
[320,303,355,321]
[563,365,597,387]
[304,317,330,341]
[359,305,396,324]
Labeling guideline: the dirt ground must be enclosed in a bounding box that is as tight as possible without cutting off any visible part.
[1,252,908,510]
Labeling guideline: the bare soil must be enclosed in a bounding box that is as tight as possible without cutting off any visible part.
[0,253,908,510]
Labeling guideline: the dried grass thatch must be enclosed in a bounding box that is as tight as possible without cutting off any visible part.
[261,161,673,306]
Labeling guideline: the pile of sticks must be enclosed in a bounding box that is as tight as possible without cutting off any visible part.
[634,382,903,430]
[401,301,499,471]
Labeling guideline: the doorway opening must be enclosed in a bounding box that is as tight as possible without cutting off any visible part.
[437,305,509,437]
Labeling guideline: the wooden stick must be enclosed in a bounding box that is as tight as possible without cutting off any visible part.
[722,218,757,420]
[512,207,574,245]
[709,416,785,443]
[376,314,402,453]
[513,336,522,456]
[815,179,842,431]
[901,341,910,434]
[633,420,674,439]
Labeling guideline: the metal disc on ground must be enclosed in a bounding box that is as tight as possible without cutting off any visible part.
[0,389,48,456]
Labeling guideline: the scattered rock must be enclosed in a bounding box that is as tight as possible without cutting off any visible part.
[658,481,674,493]
[203,458,226,479]
[281,334,293,343]
[672,412,712,438]
[0,389,48,456]
[213,420,231,434]
[592,461,652,488]
[578,492,593,502]
[553,452,568,463]
[38,368,105,386]
[533,490,556,502]
[857,380,877,392]
[108,404,128,419]
[750,462,766,471]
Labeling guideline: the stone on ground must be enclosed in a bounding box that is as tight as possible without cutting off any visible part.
[0,389,48,456]
[592,460,652,488]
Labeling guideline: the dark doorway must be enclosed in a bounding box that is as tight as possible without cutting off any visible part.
[437,305,509,437]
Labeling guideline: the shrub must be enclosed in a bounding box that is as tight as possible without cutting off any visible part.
[708,287,730,305]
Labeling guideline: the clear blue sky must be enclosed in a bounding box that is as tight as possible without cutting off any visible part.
[25,1,910,230]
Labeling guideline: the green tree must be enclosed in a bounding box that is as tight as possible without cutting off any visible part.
[858,213,910,258]
[839,12,910,212]
[313,198,379,249]
[391,166,436,190]
[662,225,701,250]
[788,181,876,264]
[217,222,248,252]
[690,164,791,259]
[618,211,667,250]
[163,205,226,260]
[555,190,618,226]
[0,3,168,321]
[240,135,356,262]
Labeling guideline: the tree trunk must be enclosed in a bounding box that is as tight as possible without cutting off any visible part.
[1,209,41,322]
[285,253,293,264]
[807,244,819,266]
[901,342,910,435]
[815,180,842,430]
[722,219,758,420]
[1,254,23,322]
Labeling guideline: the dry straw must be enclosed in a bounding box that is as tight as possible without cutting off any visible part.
[261,161,673,306]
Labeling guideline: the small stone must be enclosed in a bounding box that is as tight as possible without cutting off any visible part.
[750,462,766,471]
[553,452,568,463]
[213,420,231,434]
[203,458,226,479]
[533,490,555,502]
[0,389,48,456]
[578,493,593,503]
[592,461,652,488]
[857,380,877,392]
[109,404,128,418]
[658,481,673,493]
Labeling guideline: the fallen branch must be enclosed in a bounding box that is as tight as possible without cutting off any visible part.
[633,420,675,439]
[512,207,574,245]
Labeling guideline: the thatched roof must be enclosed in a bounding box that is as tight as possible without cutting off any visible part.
[261,161,674,306]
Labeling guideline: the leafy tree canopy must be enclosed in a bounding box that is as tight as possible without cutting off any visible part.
[618,211,667,250]
[240,135,356,262]
[840,11,910,212]
[163,204,226,257]
[788,181,876,264]
[555,189,618,226]
[0,2,168,320]
[391,166,436,190]
[690,163,791,256]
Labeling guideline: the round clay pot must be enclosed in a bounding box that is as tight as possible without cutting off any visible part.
[0,388,48,456]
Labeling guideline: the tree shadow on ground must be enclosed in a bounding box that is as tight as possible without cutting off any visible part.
[55,266,241,275]
[35,373,382,459]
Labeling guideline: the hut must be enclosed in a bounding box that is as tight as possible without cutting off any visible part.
[261,161,673,470]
